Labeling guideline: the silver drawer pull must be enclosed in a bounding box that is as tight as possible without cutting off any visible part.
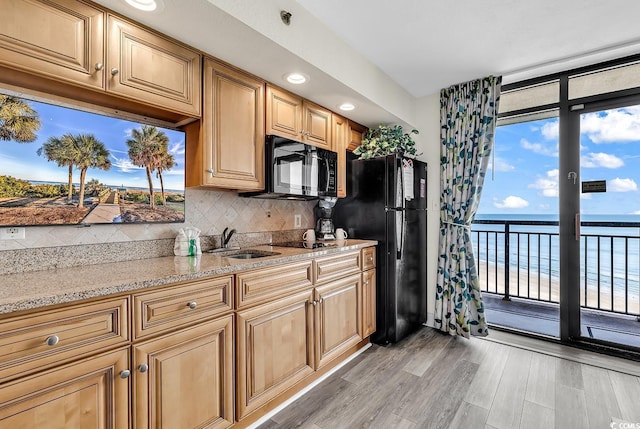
[46,335,59,346]
[111,68,119,76]
[139,364,149,373]
[120,369,131,379]
[94,63,104,71]
[188,301,197,309]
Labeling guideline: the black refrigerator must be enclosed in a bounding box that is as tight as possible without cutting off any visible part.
[334,153,427,344]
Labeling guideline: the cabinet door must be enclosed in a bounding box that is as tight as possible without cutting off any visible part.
[0,348,129,428]
[303,101,332,150]
[347,120,367,152]
[314,273,362,369]
[332,113,349,197]
[236,290,314,420]
[202,59,265,190]
[266,85,302,140]
[106,15,201,117]
[362,268,377,338]
[0,0,104,89]
[133,315,234,429]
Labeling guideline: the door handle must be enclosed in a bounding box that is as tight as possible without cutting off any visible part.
[575,213,580,241]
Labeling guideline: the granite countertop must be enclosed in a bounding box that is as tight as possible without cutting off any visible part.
[0,239,376,315]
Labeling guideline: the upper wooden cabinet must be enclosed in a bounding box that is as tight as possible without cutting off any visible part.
[106,15,201,117]
[0,0,105,89]
[266,85,332,149]
[333,113,349,198]
[0,0,202,121]
[187,59,265,190]
[348,120,367,152]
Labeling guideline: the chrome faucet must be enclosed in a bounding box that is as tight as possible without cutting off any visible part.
[222,227,236,249]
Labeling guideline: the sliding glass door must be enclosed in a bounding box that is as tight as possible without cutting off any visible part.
[565,96,640,352]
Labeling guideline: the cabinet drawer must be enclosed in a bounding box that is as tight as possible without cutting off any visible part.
[236,260,313,309]
[133,275,233,340]
[314,251,361,284]
[361,247,376,271]
[0,297,129,383]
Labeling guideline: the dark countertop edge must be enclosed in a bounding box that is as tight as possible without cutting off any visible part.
[0,240,377,316]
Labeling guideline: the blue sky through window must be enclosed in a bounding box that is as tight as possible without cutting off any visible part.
[478,106,640,216]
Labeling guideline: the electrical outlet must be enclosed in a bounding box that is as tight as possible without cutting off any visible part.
[294,214,301,228]
[1,227,26,240]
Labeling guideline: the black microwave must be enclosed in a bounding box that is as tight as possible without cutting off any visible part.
[241,135,337,200]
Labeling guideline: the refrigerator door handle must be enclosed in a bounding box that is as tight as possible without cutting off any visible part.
[396,209,404,260]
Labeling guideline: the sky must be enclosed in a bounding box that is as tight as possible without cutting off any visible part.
[0,95,186,192]
[477,105,640,216]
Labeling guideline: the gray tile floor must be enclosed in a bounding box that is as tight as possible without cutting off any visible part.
[258,327,640,429]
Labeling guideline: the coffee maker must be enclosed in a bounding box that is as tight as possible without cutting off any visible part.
[314,197,337,240]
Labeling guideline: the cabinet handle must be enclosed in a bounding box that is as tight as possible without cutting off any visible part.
[94,63,104,71]
[139,364,149,373]
[311,300,316,306]
[119,369,131,379]
[318,298,323,304]
[188,301,197,309]
[46,335,59,346]
[206,168,214,174]
[110,68,119,76]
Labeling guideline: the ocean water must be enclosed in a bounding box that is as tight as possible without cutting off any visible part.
[471,214,640,301]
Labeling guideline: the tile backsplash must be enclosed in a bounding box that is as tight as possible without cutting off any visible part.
[0,188,316,273]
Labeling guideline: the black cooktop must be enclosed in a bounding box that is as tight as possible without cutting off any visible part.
[275,241,337,249]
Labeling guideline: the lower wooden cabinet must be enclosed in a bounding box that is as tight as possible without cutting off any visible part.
[314,273,362,369]
[133,315,234,429]
[0,347,130,428]
[236,290,315,419]
[362,268,377,338]
[0,246,376,428]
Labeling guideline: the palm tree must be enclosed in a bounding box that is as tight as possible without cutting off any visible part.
[155,150,175,206]
[37,134,78,202]
[85,178,104,196]
[0,95,41,143]
[126,125,169,209]
[72,134,111,208]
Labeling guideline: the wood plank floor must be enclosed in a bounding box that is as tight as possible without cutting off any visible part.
[257,327,640,429]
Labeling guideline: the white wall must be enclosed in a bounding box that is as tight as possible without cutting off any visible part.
[413,93,441,327]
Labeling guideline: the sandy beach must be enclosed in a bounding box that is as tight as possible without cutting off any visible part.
[476,259,640,314]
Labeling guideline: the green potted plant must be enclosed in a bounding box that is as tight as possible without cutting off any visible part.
[353,124,419,159]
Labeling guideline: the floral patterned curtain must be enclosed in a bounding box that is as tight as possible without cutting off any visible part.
[435,76,501,338]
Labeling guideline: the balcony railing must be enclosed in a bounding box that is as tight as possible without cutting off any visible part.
[472,219,640,318]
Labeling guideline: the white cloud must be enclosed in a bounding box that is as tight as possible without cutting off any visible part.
[494,196,529,209]
[111,155,143,173]
[581,152,624,169]
[581,106,640,143]
[169,141,185,156]
[529,169,559,197]
[632,210,640,215]
[541,120,559,140]
[609,178,638,192]
[486,156,515,172]
[520,138,558,157]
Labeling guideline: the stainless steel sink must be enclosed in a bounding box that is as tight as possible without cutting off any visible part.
[224,250,280,259]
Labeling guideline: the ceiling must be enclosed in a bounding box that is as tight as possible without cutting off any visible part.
[296,0,640,97]
[93,0,640,127]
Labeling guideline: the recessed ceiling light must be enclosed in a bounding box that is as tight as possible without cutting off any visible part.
[285,73,308,85]
[339,103,355,111]
[124,0,158,11]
